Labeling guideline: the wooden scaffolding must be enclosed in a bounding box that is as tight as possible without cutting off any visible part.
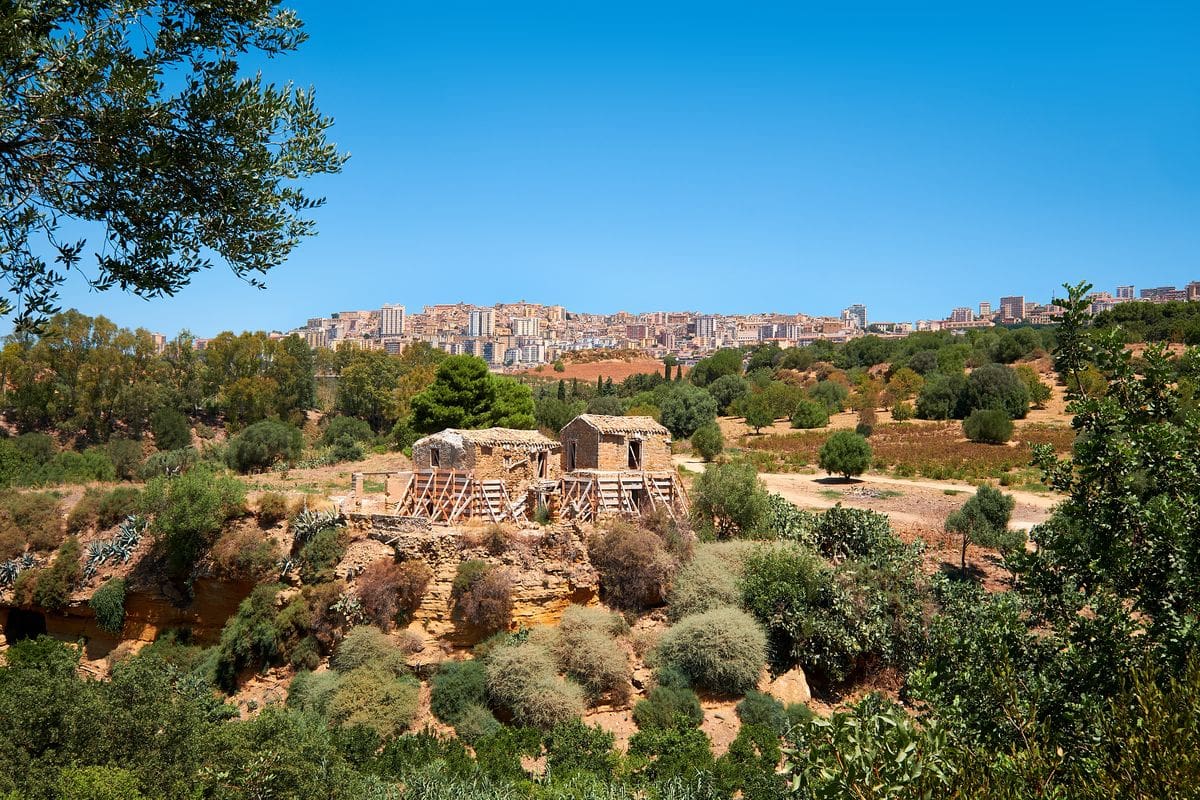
[393,470,527,523]
[558,470,688,523]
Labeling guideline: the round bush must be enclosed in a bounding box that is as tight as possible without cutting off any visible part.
[632,685,704,730]
[89,577,127,633]
[225,419,302,474]
[667,550,740,621]
[817,431,872,480]
[326,666,420,739]
[963,409,1014,444]
[654,607,767,694]
[332,625,408,675]
[890,401,915,421]
[485,642,585,730]
[320,416,374,448]
[963,363,1030,419]
[358,559,432,629]
[735,690,787,734]
[790,399,830,429]
[431,658,489,724]
[588,521,678,610]
[551,605,632,704]
[257,492,289,527]
[150,408,192,451]
[690,422,724,462]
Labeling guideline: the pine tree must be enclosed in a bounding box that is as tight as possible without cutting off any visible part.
[557,380,567,401]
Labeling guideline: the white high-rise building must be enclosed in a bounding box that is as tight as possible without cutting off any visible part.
[695,315,717,339]
[380,304,406,336]
[468,308,495,337]
[842,304,867,329]
[512,316,541,337]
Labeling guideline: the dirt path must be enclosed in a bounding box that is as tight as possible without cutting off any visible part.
[676,456,1059,532]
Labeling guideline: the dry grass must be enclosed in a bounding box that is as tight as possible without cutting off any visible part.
[738,421,1075,483]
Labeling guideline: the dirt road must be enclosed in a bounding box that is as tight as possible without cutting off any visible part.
[676,456,1059,532]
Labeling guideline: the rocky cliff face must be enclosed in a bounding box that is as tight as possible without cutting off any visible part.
[353,515,599,646]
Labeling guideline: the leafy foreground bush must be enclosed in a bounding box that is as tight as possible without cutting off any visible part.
[325,665,420,740]
[689,462,770,539]
[654,607,767,694]
[431,658,490,726]
[632,684,704,730]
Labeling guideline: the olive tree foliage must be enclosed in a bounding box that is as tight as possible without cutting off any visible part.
[1025,281,1200,664]
[0,1,346,330]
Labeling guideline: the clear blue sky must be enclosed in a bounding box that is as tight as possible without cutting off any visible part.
[56,1,1200,336]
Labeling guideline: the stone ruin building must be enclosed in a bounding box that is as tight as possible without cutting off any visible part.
[350,414,687,524]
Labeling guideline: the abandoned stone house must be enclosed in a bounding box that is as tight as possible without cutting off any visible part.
[412,428,561,483]
[557,414,685,521]
[392,428,562,523]
[558,414,672,472]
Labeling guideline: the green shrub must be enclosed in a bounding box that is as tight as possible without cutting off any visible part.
[791,399,830,429]
[32,535,82,612]
[485,641,585,730]
[225,419,302,473]
[451,561,513,632]
[963,409,1014,444]
[298,526,345,585]
[103,439,144,483]
[96,487,141,529]
[690,462,770,539]
[150,408,192,451]
[287,668,342,716]
[551,605,631,704]
[690,422,724,462]
[667,549,740,621]
[56,765,146,800]
[431,658,489,725]
[137,447,197,479]
[326,666,420,739]
[813,505,897,563]
[660,383,719,438]
[454,703,503,745]
[90,577,127,633]
[655,607,767,694]
[257,492,289,527]
[329,436,363,463]
[632,684,704,730]
[818,430,872,480]
[628,724,715,785]
[210,527,280,581]
[809,380,849,413]
[213,585,288,690]
[890,401,915,421]
[320,416,374,448]
[735,690,787,733]
[66,487,104,534]
[963,362,1030,419]
[544,720,619,778]
[331,625,408,675]
[0,490,62,557]
[141,468,246,577]
[588,521,678,610]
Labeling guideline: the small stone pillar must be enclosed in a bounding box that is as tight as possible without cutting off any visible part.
[352,472,364,510]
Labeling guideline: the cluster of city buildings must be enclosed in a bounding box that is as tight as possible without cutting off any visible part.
[178,281,1200,366]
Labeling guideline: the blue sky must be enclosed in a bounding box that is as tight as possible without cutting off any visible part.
[55,1,1200,335]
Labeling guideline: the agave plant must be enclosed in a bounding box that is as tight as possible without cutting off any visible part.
[83,515,149,579]
[291,508,341,547]
[0,553,37,588]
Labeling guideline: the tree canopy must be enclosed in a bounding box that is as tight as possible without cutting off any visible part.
[0,1,346,330]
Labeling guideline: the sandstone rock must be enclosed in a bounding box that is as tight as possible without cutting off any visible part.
[763,666,811,705]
